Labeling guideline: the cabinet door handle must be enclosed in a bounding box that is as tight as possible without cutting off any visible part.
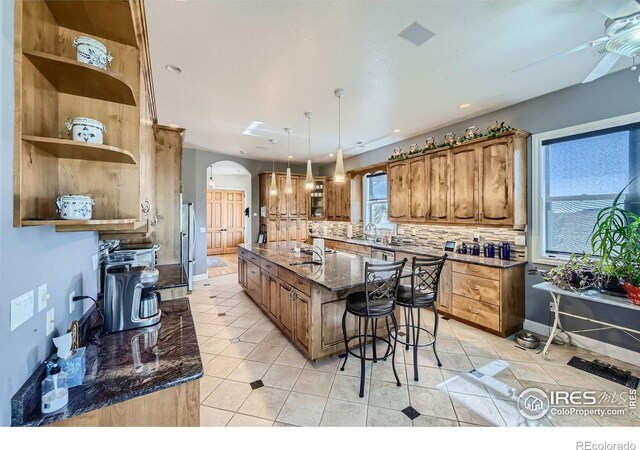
[141,199,151,215]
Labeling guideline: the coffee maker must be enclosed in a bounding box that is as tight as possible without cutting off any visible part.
[103,266,162,333]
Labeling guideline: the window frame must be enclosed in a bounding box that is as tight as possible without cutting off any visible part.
[531,112,640,266]
[363,171,394,231]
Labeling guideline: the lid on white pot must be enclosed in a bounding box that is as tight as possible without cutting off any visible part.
[67,117,106,129]
[73,36,107,52]
[58,194,93,200]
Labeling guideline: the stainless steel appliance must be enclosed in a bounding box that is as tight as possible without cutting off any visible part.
[113,243,159,267]
[99,252,135,294]
[371,248,395,261]
[103,266,162,333]
[181,202,196,292]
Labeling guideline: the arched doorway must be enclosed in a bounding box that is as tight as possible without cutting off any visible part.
[205,161,251,276]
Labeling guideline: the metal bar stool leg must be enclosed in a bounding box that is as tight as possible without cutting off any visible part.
[413,307,421,381]
[390,312,401,387]
[360,317,369,398]
[340,308,349,371]
[432,304,442,367]
[404,306,411,350]
[372,318,378,363]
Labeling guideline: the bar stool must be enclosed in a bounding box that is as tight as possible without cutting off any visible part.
[340,260,406,398]
[396,255,447,381]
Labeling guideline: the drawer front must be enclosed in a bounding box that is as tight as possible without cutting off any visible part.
[279,267,296,287]
[294,275,311,297]
[452,262,500,281]
[238,248,247,258]
[452,273,500,306]
[246,279,261,303]
[260,258,279,277]
[248,253,261,265]
[452,294,500,330]
[246,261,262,286]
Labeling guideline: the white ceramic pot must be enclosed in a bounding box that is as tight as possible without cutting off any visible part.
[65,117,106,144]
[73,36,112,69]
[56,195,94,220]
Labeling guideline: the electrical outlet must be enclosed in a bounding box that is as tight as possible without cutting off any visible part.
[69,291,76,313]
[549,301,556,312]
[92,254,99,271]
[37,283,49,312]
[11,290,35,331]
[515,236,526,246]
[46,308,55,336]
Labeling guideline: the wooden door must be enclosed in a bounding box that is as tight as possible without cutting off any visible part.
[297,177,308,217]
[277,218,288,242]
[207,189,245,254]
[427,151,450,222]
[450,146,479,223]
[268,276,279,320]
[260,272,270,311]
[409,157,427,220]
[277,175,287,216]
[479,139,513,224]
[287,176,298,217]
[267,218,278,243]
[294,291,310,352]
[206,190,225,255]
[223,190,245,254]
[388,161,409,221]
[278,283,295,338]
[326,177,336,219]
[287,218,298,241]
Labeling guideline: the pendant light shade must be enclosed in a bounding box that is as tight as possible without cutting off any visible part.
[269,139,277,196]
[284,128,293,194]
[304,112,314,190]
[334,89,346,184]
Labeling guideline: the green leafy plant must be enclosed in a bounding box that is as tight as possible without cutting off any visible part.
[542,253,598,291]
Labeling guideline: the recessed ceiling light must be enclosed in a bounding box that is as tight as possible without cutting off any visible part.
[165,64,182,74]
[459,103,471,109]
[393,129,402,133]
[329,153,334,157]
[167,123,180,128]
[288,155,293,159]
[240,150,247,154]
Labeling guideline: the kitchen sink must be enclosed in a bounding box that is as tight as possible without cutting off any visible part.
[289,260,322,266]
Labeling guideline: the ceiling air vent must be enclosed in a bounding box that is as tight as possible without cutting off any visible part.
[398,21,435,47]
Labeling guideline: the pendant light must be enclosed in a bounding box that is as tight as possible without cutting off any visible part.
[269,138,277,196]
[284,128,293,194]
[304,112,314,190]
[207,167,216,189]
[334,88,346,184]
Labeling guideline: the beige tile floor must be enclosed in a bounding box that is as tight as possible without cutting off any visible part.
[192,274,640,427]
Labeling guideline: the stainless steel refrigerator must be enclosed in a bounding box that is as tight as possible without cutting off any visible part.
[181,202,196,292]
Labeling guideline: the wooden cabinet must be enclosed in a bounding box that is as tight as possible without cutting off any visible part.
[238,257,247,289]
[326,175,351,221]
[450,146,479,223]
[388,161,410,221]
[409,157,427,220]
[298,218,308,241]
[437,260,452,311]
[386,131,528,228]
[259,172,311,241]
[294,290,310,352]
[278,283,295,338]
[14,0,156,234]
[426,151,450,222]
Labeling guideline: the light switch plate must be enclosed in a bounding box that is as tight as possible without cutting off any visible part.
[37,284,48,312]
[200,227,206,233]
[92,254,99,271]
[69,291,76,313]
[11,290,35,331]
[46,308,55,336]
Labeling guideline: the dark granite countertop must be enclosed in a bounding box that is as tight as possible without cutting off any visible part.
[11,299,203,427]
[156,263,188,289]
[240,242,411,292]
[310,235,527,269]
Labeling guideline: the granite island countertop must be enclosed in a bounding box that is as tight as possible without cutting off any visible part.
[309,234,527,269]
[11,298,203,427]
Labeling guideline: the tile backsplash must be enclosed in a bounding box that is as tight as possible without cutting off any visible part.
[310,221,527,261]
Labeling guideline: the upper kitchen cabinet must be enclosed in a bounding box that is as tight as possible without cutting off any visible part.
[259,172,309,242]
[450,146,479,223]
[325,174,351,221]
[13,0,157,233]
[386,130,529,229]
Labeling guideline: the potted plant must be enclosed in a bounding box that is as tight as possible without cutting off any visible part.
[541,253,598,291]
[590,179,640,303]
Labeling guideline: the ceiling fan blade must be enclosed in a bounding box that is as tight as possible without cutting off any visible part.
[585,0,640,19]
[582,51,622,83]
[512,36,609,74]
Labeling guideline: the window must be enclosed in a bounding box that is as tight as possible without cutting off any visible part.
[364,172,394,230]
[532,113,640,264]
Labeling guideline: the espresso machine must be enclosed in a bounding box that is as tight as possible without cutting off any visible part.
[103,266,162,333]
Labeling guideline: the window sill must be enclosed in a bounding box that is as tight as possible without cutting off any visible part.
[531,255,570,267]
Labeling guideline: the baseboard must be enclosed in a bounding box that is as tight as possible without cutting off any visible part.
[193,273,209,282]
[523,319,639,366]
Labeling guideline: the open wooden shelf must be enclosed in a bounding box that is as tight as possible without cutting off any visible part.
[22,218,141,227]
[24,51,137,105]
[44,0,138,47]
[22,136,137,164]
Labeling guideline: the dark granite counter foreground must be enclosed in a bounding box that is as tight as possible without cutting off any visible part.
[310,235,527,269]
[156,263,188,289]
[11,298,203,427]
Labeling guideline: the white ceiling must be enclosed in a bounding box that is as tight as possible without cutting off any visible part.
[146,0,633,164]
